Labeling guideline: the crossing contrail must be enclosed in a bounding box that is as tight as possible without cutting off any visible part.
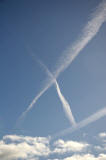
[52,107,106,139]
[19,0,106,120]
[19,58,76,126]
[37,59,76,126]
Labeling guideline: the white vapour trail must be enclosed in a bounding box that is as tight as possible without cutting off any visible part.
[52,107,106,139]
[37,59,76,126]
[19,59,76,127]
[19,79,54,119]
[20,1,106,118]
[55,81,76,126]
[53,0,106,78]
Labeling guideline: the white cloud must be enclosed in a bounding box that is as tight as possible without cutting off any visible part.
[64,154,106,160]
[0,135,50,160]
[94,145,103,151]
[0,134,90,160]
[0,134,106,160]
[53,139,89,154]
[98,132,106,138]
[64,154,97,160]
[3,134,49,144]
[48,153,106,160]
[99,154,106,160]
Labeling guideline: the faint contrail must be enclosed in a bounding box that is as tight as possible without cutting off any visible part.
[52,107,106,139]
[18,80,53,120]
[19,1,106,119]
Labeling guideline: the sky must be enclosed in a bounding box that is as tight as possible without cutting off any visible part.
[0,0,106,159]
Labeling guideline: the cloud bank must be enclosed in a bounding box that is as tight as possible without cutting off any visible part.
[53,139,89,154]
[49,153,106,160]
[0,133,106,160]
[0,135,50,160]
[0,134,89,160]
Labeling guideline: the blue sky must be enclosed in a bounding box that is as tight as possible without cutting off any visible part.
[0,0,106,159]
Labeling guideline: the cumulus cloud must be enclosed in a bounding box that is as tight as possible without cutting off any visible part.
[48,153,106,160]
[0,135,50,160]
[0,134,106,160]
[98,132,106,138]
[3,134,49,144]
[94,145,106,153]
[63,153,106,160]
[53,139,89,154]
[0,134,90,160]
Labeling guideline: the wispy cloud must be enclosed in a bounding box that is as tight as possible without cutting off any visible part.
[19,1,106,121]
[53,107,106,138]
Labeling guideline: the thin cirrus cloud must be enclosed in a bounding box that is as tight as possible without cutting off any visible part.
[53,107,106,139]
[19,0,106,121]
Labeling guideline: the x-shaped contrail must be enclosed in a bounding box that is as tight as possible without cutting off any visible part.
[37,58,76,126]
[18,1,106,135]
[18,53,76,126]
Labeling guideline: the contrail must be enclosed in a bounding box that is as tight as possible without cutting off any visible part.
[19,57,76,126]
[55,81,76,126]
[53,0,106,78]
[18,79,53,120]
[37,59,76,126]
[52,107,106,139]
[19,1,106,119]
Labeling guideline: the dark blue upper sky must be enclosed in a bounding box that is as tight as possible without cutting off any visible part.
[0,1,106,159]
